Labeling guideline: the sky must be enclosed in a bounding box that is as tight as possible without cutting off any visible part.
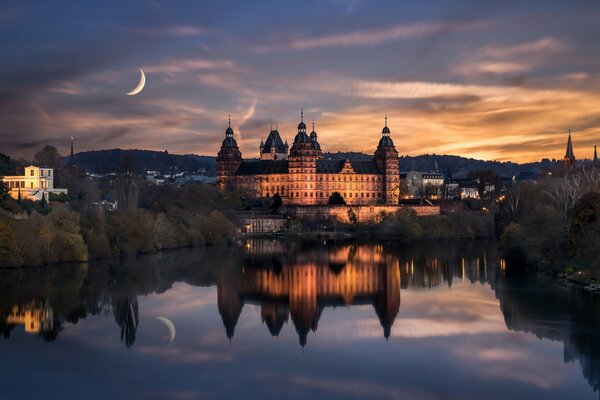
[1,0,599,163]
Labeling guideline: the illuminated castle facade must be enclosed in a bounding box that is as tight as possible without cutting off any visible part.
[217,111,400,205]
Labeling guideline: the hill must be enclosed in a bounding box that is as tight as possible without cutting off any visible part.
[325,152,559,177]
[69,149,216,175]
[58,149,564,178]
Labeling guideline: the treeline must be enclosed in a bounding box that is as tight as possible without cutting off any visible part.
[354,208,494,240]
[497,167,600,280]
[0,183,239,268]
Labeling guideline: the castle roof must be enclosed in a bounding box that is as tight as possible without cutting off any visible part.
[316,159,381,174]
[262,129,287,154]
[236,160,289,175]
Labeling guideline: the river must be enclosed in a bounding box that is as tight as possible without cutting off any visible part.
[0,240,598,399]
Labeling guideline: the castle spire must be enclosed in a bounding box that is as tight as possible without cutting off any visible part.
[301,108,304,123]
[594,145,598,167]
[228,114,231,128]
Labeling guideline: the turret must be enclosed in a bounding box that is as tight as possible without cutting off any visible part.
[374,115,400,204]
[216,116,242,189]
[309,121,321,151]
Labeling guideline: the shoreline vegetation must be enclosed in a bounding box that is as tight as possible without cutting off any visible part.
[1,147,599,290]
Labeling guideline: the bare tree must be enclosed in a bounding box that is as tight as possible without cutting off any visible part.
[546,174,583,233]
[582,165,600,193]
[506,185,521,222]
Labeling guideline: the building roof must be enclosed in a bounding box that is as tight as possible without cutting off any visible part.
[236,160,289,175]
[316,159,381,174]
[262,129,287,154]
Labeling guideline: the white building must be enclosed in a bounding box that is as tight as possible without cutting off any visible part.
[402,170,445,199]
[1,166,68,201]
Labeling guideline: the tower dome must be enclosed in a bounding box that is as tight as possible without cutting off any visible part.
[378,114,394,147]
[222,115,238,148]
[293,108,310,144]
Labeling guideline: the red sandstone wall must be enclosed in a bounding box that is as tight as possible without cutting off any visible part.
[287,204,440,223]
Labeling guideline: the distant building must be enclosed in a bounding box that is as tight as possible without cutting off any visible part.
[563,129,576,169]
[0,166,68,201]
[594,145,598,168]
[401,164,445,199]
[174,174,217,186]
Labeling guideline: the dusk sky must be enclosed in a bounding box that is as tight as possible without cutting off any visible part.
[1,0,600,162]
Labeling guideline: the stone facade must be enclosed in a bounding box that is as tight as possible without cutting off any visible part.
[288,204,440,223]
[217,112,401,206]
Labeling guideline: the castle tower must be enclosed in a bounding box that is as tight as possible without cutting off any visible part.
[216,116,242,189]
[563,129,576,169]
[374,115,400,204]
[288,109,321,205]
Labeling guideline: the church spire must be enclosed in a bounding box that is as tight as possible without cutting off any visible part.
[563,129,576,169]
[565,129,575,158]
[594,145,598,167]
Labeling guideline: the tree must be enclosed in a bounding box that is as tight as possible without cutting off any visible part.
[0,220,22,267]
[34,145,61,169]
[0,178,8,200]
[271,193,283,212]
[116,154,139,210]
[546,174,583,233]
[328,192,346,205]
[40,192,46,208]
[347,208,358,225]
[17,188,21,204]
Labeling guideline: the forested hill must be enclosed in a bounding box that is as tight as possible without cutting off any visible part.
[3,148,561,178]
[326,152,560,177]
[69,149,216,175]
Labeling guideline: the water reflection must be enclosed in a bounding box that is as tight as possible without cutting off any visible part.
[0,240,598,396]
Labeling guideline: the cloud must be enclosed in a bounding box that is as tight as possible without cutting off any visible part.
[144,58,236,75]
[254,20,490,52]
[126,25,206,37]
[454,37,567,76]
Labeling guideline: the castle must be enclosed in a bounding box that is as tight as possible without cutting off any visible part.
[217,111,400,205]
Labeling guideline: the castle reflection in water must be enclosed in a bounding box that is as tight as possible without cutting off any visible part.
[1,240,598,393]
[218,240,494,345]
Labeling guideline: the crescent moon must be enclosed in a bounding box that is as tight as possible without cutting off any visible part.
[126,68,146,96]
[156,316,176,343]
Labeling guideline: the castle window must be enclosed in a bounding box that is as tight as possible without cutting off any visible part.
[304,192,307,197]
[366,193,369,198]
[30,170,34,176]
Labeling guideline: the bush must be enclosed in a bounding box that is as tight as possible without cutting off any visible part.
[49,192,70,202]
[500,222,528,267]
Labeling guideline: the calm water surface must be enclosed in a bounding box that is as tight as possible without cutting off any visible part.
[0,240,598,400]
